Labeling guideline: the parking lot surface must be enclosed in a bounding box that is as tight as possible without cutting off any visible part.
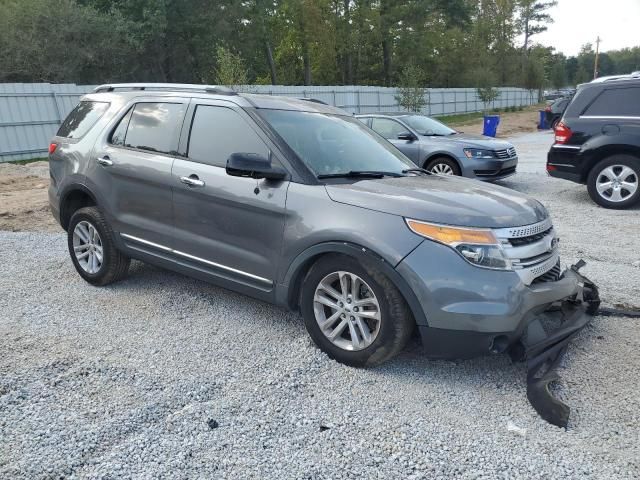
[1,132,639,479]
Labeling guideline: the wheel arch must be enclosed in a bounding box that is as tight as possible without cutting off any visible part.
[581,141,640,182]
[423,152,462,171]
[59,184,98,231]
[278,241,428,326]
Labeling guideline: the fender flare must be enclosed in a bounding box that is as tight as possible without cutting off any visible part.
[58,181,99,229]
[277,241,428,326]
[580,137,640,181]
[423,152,462,172]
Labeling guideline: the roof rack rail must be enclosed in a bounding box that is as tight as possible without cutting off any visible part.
[298,97,329,105]
[92,83,238,95]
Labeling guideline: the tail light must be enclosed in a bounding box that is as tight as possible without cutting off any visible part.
[544,106,551,112]
[48,142,58,154]
[554,122,572,144]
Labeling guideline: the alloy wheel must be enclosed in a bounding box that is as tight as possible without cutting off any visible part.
[595,164,638,203]
[429,163,455,175]
[72,220,103,274]
[313,271,381,351]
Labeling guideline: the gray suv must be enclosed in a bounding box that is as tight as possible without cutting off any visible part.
[357,113,518,180]
[49,84,597,382]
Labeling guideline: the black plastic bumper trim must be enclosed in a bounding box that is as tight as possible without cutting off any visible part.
[523,263,600,428]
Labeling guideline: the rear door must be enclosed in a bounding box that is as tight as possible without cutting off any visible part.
[171,100,290,292]
[370,117,421,163]
[91,98,188,249]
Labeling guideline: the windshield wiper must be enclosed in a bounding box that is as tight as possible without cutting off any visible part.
[317,170,405,179]
[402,168,431,176]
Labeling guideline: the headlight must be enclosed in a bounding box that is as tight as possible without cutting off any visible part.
[405,219,511,270]
[463,148,495,159]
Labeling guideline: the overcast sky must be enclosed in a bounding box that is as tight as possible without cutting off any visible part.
[530,0,640,56]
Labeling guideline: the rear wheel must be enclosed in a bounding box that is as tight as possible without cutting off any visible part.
[424,157,461,176]
[587,155,640,209]
[300,254,414,367]
[67,207,130,285]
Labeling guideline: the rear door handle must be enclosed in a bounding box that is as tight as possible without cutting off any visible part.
[96,156,113,167]
[179,175,205,187]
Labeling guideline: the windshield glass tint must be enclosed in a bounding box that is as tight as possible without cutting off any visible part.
[402,115,455,136]
[259,110,414,176]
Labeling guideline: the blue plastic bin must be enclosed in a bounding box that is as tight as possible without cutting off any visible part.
[538,110,550,129]
[483,115,500,137]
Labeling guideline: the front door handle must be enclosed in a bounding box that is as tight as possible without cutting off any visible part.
[180,175,205,187]
[97,156,113,167]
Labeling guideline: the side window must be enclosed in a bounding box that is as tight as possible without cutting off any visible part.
[57,101,110,138]
[188,105,270,167]
[371,118,407,139]
[123,102,186,154]
[584,87,640,117]
[110,108,133,146]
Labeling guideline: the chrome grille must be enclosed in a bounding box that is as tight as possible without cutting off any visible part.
[494,146,517,159]
[508,227,553,247]
[495,217,553,239]
[532,260,562,284]
[494,218,559,285]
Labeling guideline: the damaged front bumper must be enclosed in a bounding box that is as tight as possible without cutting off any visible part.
[413,259,600,427]
[517,261,600,428]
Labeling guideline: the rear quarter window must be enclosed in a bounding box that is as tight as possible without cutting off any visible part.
[584,87,640,117]
[57,101,110,138]
[118,102,186,155]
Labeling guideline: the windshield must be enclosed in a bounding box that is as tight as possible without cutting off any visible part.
[401,115,456,136]
[259,109,414,177]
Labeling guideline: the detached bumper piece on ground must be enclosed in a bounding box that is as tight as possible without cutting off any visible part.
[513,261,600,428]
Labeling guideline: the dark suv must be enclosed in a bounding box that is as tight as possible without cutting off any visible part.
[544,96,571,130]
[547,76,640,208]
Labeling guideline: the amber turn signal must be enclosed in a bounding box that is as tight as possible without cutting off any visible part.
[405,219,497,245]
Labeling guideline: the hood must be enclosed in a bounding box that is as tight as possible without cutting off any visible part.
[325,175,548,228]
[424,133,513,150]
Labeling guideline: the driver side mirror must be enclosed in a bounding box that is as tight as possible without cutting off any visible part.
[397,131,417,141]
[226,152,287,180]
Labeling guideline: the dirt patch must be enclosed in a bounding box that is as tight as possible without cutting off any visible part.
[0,161,60,232]
[448,106,542,138]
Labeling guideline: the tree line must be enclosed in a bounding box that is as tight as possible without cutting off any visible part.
[0,0,638,89]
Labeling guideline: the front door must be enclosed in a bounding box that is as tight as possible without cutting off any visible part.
[370,117,421,163]
[171,101,289,292]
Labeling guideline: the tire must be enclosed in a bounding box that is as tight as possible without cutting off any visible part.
[67,206,130,286]
[300,254,414,367]
[587,155,640,209]
[424,156,461,176]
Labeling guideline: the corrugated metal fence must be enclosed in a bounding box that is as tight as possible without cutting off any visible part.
[0,83,536,162]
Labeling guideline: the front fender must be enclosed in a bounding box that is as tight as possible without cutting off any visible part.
[275,240,428,326]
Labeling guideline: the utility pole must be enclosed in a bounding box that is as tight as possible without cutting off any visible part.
[593,36,601,79]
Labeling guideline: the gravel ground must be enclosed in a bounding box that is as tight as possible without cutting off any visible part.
[1,132,639,479]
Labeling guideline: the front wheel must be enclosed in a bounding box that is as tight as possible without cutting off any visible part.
[300,254,414,367]
[587,155,640,209]
[424,157,461,176]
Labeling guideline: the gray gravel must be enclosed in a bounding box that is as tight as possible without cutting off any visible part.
[1,132,639,479]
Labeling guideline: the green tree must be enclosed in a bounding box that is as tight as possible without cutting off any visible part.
[550,58,567,89]
[522,55,545,101]
[516,0,557,54]
[213,46,249,90]
[394,64,428,112]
